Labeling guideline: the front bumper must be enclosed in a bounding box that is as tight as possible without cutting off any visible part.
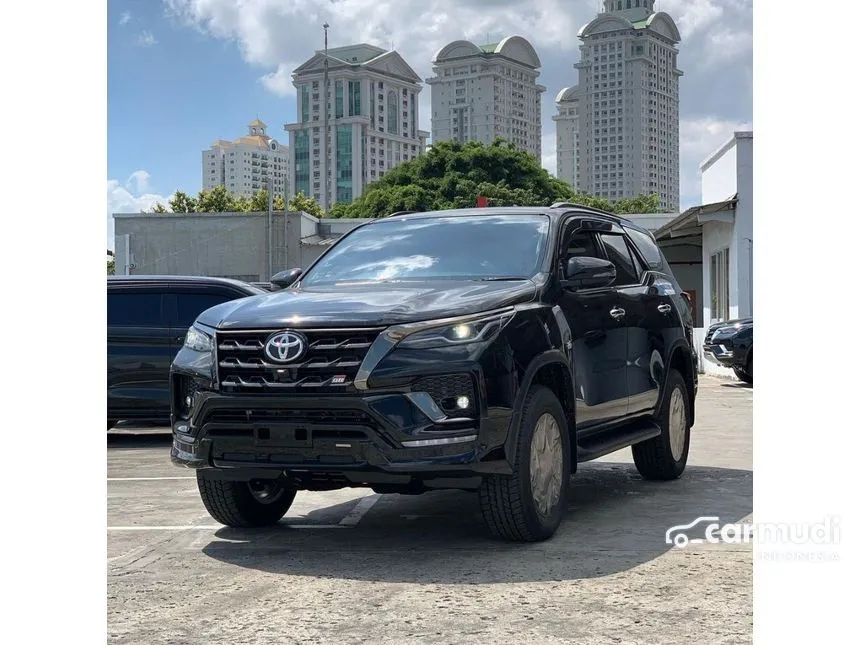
[170,389,514,485]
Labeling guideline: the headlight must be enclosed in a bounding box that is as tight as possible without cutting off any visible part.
[184,326,213,352]
[394,311,515,349]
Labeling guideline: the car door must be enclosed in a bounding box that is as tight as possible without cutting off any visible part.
[595,230,663,416]
[166,286,249,354]
[557,219,629,429]
[107,286,174,421]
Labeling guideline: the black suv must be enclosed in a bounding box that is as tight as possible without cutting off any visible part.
[108,275,264,429]
[170,206,698,541]
[703,318,753,383]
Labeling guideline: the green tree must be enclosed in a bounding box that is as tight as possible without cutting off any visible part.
[168,191,198,213]
[326,139,661,218]
[288,192,324,218]
[149,202,168,213]
[107,250,115,275]
[195,185,238,212]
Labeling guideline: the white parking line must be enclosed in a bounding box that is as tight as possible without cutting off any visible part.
[339,494,381,526]
[107,476,196,481]
[107,524,349,531]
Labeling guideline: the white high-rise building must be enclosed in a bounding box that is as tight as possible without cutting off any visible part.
[426,36,545,160]
[553,86,583,190]
[574,0,682,210]
[284,43,430,210]
[202,119,291,198]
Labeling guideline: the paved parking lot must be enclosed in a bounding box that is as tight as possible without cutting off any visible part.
[108,376,752,644]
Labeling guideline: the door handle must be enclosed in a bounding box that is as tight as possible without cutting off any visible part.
[610,307,626,320]
[657,304,672,314]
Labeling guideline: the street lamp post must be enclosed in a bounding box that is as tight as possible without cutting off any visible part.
[322,22,330,213]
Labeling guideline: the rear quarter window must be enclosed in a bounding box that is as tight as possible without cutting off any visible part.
[625,227,665,271]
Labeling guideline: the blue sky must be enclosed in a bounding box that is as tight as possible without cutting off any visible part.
[107,0,752,249]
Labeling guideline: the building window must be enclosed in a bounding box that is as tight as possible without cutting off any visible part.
[349,80,361,117]
[336,125,353,203]
[301,85,310,122]
[710,248,730,323]
[294,130,310,197]
[335,80,344,119]
[387,91,398,134]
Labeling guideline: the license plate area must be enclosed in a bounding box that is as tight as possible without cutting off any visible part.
[254,424,312,447]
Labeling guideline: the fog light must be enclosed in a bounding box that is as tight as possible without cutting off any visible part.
[455,395,471,410]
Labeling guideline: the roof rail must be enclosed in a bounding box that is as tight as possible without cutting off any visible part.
[384,210,417,218]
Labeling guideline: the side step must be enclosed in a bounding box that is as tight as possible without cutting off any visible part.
[576,418,661,462]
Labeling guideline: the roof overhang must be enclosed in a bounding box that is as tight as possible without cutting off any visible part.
[653,195,738,242]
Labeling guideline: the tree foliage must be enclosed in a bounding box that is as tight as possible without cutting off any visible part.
[150,188,296,214]
[327,139,662,218]
[288,192,324,218]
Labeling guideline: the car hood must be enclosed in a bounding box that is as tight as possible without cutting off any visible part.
[195,279,539,329]
[710,317,753,330]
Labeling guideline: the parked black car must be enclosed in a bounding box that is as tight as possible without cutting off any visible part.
[702,318,753,383]
[107,275,265,429]
[170,205,698,541]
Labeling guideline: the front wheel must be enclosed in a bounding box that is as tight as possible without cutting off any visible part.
[733,366,752,384]
[196,473,297,528]
[632,368,690,481]
[478,385,571,542]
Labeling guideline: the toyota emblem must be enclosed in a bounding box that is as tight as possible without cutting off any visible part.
[264,330,307,363]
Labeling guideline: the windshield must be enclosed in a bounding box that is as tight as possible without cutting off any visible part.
[300,215,550,286]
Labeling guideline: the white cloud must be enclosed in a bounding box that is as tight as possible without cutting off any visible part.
[137,30,158,46]
[107,173,173,250]
[119,11,131,26]
[260,64,295,97]
[125,170,150,194]
[541,132,557,177]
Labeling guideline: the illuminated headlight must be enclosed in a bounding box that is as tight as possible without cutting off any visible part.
[395,311,515,349]
[455,395,471,410]
[184,326,213,352]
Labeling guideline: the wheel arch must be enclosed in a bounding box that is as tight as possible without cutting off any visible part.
[662,341,696,426]
[505,350,578,471]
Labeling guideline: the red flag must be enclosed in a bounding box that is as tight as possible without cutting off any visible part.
[476,195,488,207]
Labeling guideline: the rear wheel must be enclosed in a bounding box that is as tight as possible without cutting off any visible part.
[478,385,571,542]
[196,473,297,528]
[632,369,690,481]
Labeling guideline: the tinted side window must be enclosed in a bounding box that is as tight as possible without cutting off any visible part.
[599,233,640,285]
[625,227,664,270]
[566,231,601,258]
[175,292,239,327]
[108,292,165,326]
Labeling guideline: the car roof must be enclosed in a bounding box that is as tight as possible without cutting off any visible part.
[107,274,263,292]
[375,205,648,232]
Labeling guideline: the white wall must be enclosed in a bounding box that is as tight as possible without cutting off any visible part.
[733,134,754,318]
[701,219,736,324]
[702,141,737,204]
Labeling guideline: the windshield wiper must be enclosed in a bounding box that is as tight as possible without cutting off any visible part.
[477,276,529,281]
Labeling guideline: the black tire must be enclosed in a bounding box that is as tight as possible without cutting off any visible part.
[478,385,571,542]
[632,368,690,481]
[196,472,297,528]
[733,365,752,384]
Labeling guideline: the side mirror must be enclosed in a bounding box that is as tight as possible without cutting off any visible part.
[563,256,616,290]
[270,267,302,290]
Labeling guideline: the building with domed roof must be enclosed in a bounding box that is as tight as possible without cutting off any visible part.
[202,119,292,199]
[553,85,584,190]
[426,36,545,160]
[568,0,682,210]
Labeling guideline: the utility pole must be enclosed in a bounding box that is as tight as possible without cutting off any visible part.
[267,174,274,278]
[322,22,330,213]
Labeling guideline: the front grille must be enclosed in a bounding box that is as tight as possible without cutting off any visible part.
[412,373,476,416]
[704,327,718,345]
[216,328,383,393]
